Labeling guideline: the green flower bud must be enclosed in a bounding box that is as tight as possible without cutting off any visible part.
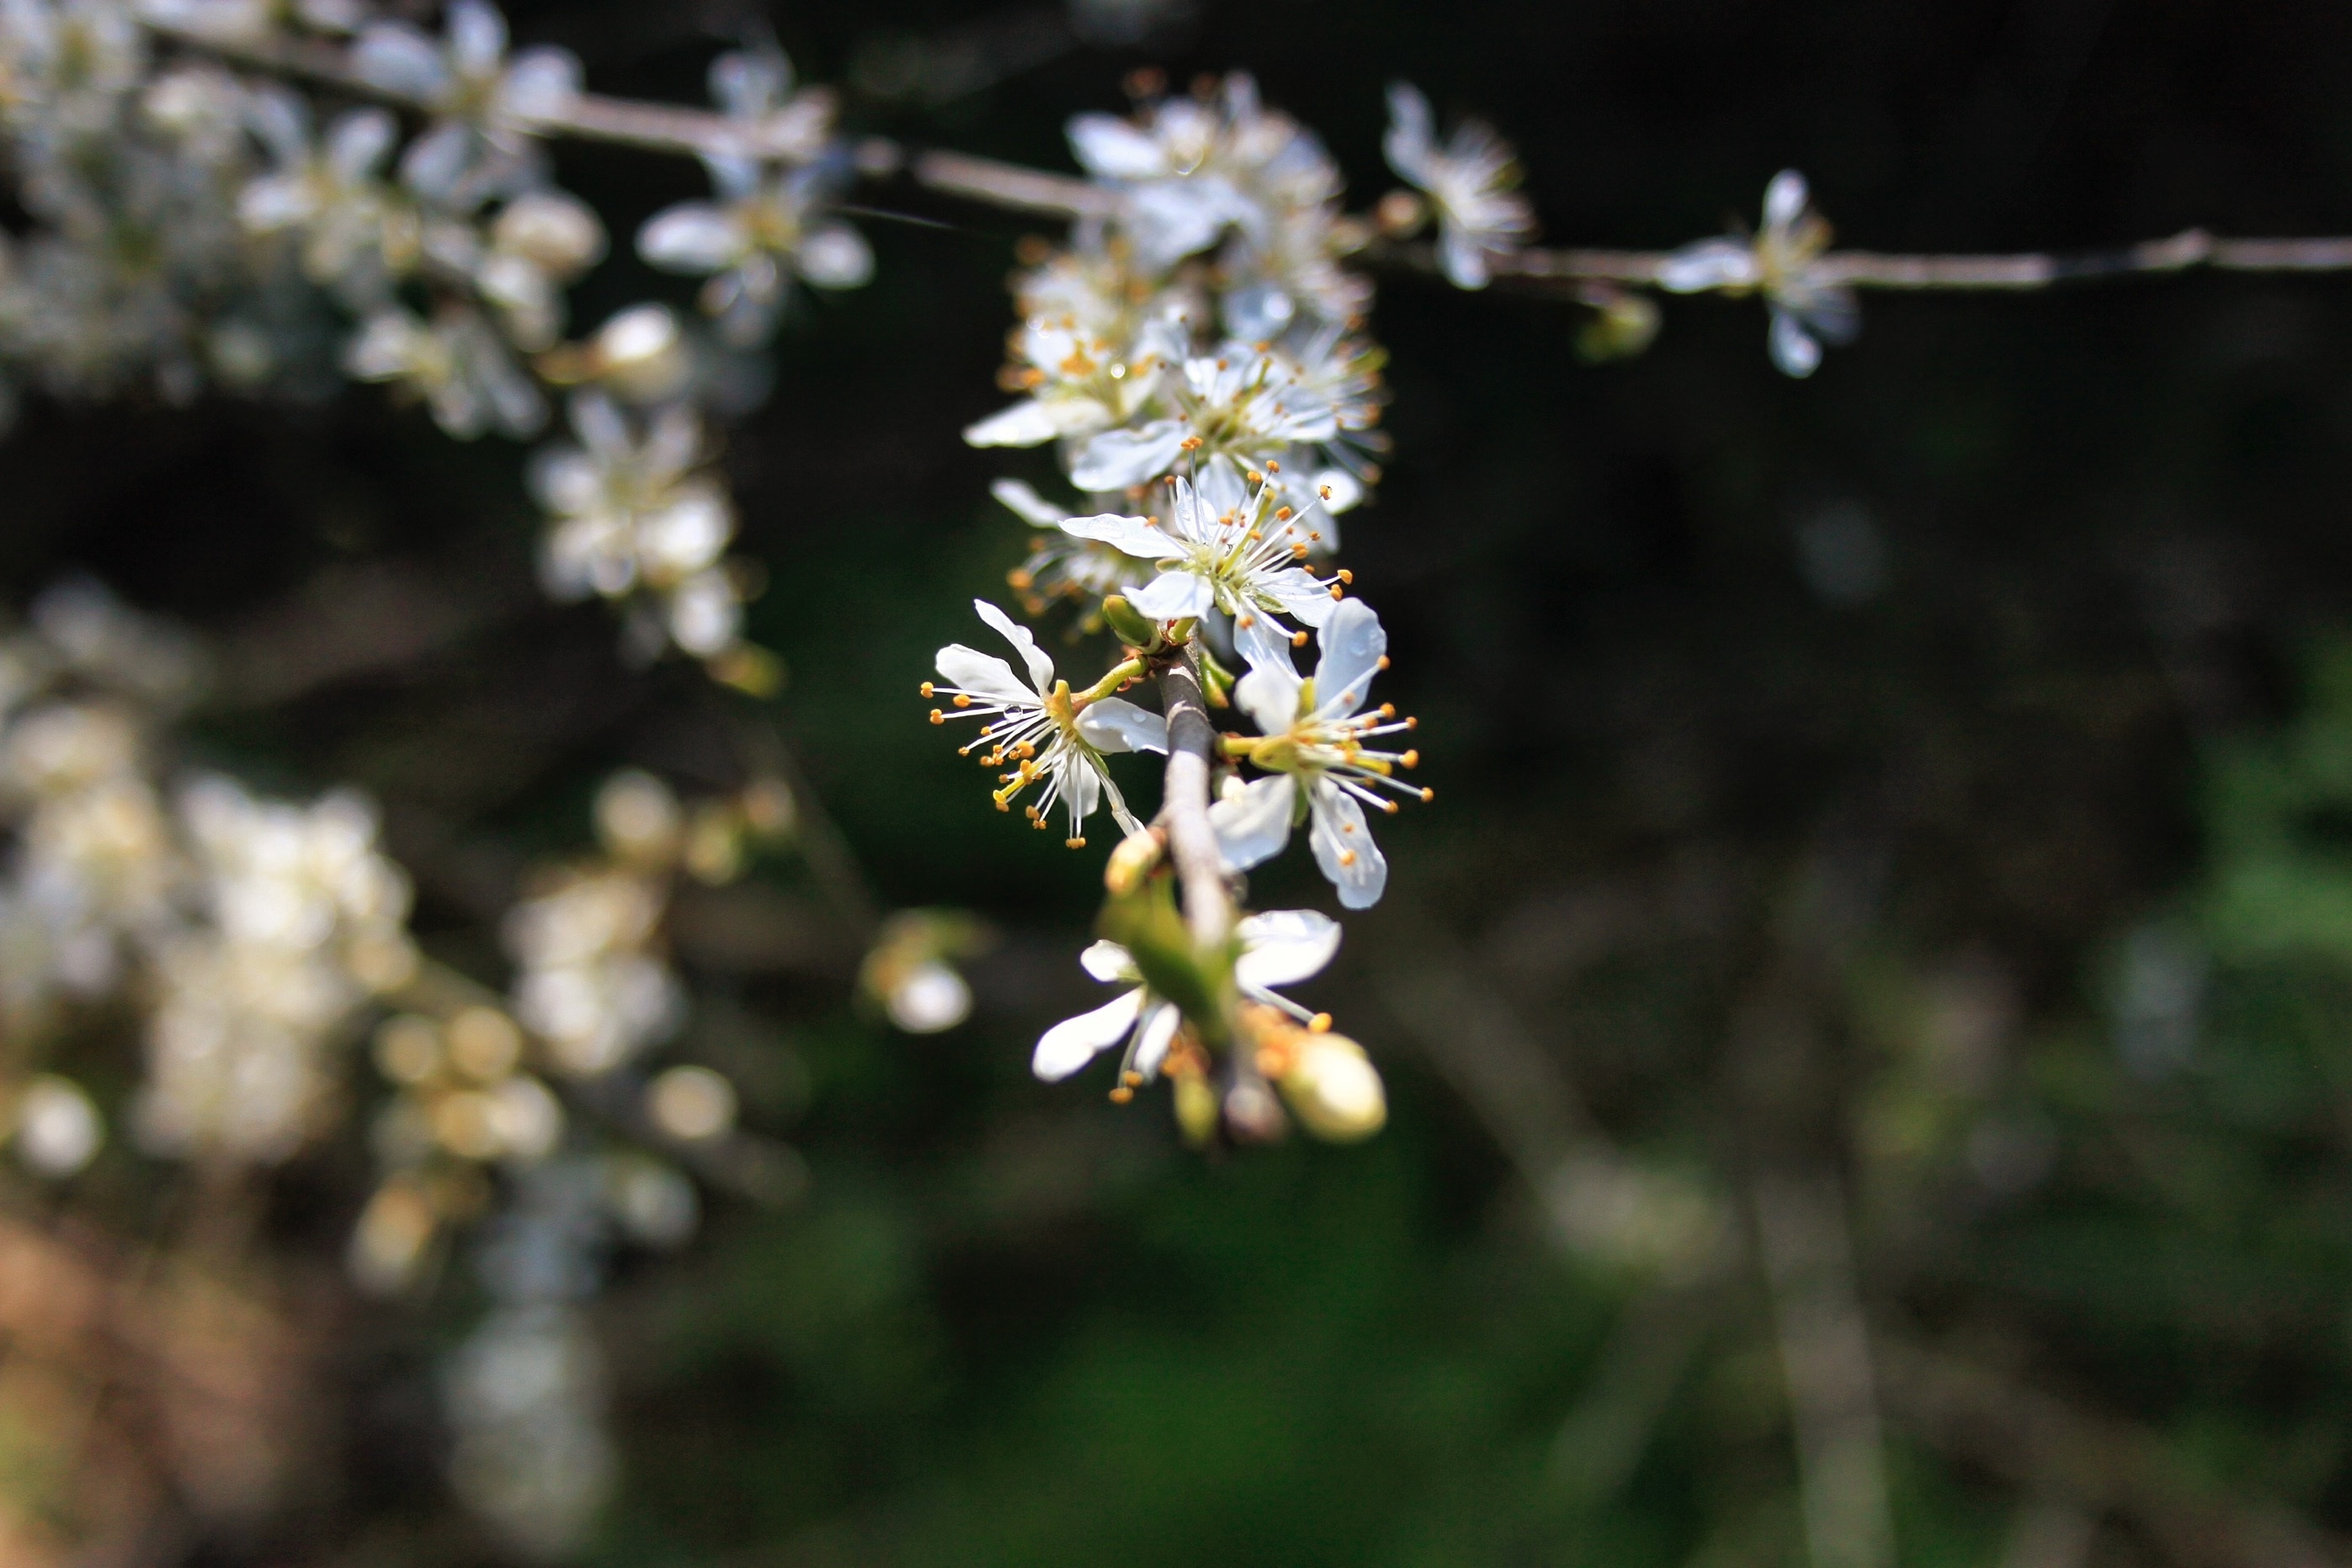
[1099,594,1161,650]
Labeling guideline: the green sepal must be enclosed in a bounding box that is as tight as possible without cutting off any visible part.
[1100,595,1161,651]
[1098,877,1236,1049]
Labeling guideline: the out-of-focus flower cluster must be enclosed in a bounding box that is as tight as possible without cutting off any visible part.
[0,0,872,668]
[0,579,423,1171]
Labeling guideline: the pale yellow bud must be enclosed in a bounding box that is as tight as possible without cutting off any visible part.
[1278,1034,1386,1142]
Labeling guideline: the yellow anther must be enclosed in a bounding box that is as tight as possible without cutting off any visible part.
[1338,849,1357,866]
[1122,1071,1144,1087]
[1290,630,1309,647]
[1419,787,1434,802]
[1401,749,1420,768]
[1266,460,1281,472]
[953,694,973,708]
[929,710,945,724]
[920,682,935,697]
[1328,584,1344,600]
[1246,470,1263,485]
[1382,800,1400,815]
[1376,655,1392,670]
[1008,569,1035,590]
[1109,1085,1135,1103]
[1275,505,1294,520]
[1291,543,1309,558]
[1309,1013,1333,1033]
[1336,569,1354,585]
[1066,836,1086,848]
[1180,435,1203,450]
[1379,704,1397,719]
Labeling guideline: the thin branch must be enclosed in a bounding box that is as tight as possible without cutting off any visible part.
[143,19,2352,295]
[1155,646,1230,955]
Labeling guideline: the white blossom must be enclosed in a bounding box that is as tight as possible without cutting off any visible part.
[1058,470,1338,660]
[927,599,1167,845]
[1659,169,1859,377]
[240,93,415,301]
[1032,908,1340,1082]
[351,0,580,204]
[1209,598,1423,909]
[344,301,546,439]
[1382,82,1535,290]
[529,393,741,655]
[638,159,871,346]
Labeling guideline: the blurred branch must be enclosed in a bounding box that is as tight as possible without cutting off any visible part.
[141,21,2352,294]
[1156,648,1231,954]
[1749,1171,1896,1568]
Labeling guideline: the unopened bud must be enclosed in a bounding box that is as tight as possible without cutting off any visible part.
[1375,189,1429,239]
[1173,1071,1219,1146]
[1104,827,1166,897]
[1100,594,1160,649]
[1277,1034,1386,1142]
[1575,284,1662,363]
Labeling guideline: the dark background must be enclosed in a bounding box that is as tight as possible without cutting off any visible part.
[18,1,2352,1561]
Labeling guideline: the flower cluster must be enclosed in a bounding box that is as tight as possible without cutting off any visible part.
[0,0,875,671]
[931,75,1431,1144]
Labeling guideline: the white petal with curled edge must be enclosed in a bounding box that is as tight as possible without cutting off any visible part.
[1656,238,1759,294]
[1232,607,1299,678]
[800,223,874,289]
[1069,421,1188,492]
[933,645,1034,707]
[963,398,1062,449]
[1236,909,1341,989]
[1308,780,1388,909]
[1764,169,1809,231]
[1312,598,1386,719]
[1120,569,1214,622]
[1076,698,1168,756]
[973,598,1057,694]
[1261,568,1338,629]
[1067,114,1168,179]
[1079,939,1139,983]
[1059,513,1169,559]
[1061,751,1102,830]
[1133,1001,1181,1076]
[1769,311,1823,378]
[1209,774,1296,873]
[398,120,472,202]
[1233,662,1301,736]
[1033,986,1144,1080]
[638,203,742,273]
[991,478,1067,529]
[1383,81,1436,183]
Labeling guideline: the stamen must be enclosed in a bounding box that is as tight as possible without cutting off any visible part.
[919,682,934,696]
[929,710,945,724]
[1309,1013,1333,1033]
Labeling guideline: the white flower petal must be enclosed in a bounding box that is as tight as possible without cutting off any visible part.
[973,598,1057,694]
[447,0,507,75]
[1657,238,1759,294]
[1312,598,1386,719]
[501,47,581,119]
[1382,82,1436,183]
[1308,781,1387,909]
[1078,939,1138,983]
[1075,698,1168,756]
[1120,569,1214,622]
[1439,228,1492,290]
[1232,608,1299,678]
[351,24,450,100]
[1067,114,1167,179]
[1235,908,1341,989]
[962,399,1062,449]
[799,223,874,289]
[1209,774,1296,874]
[1262,568,1338,628]
[934,645,1033,706]
[1764,169,1810,231]
[991,478,1067,528]
[1132,1002,1181,1076]
[1032,986,1143,1081]
[327,108,396,178]
[1058,513,1169,559]
[1234,662,1302,736]
[1068,421,1189,492]
[637,203,742,274]
[1769,310,1823,377]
